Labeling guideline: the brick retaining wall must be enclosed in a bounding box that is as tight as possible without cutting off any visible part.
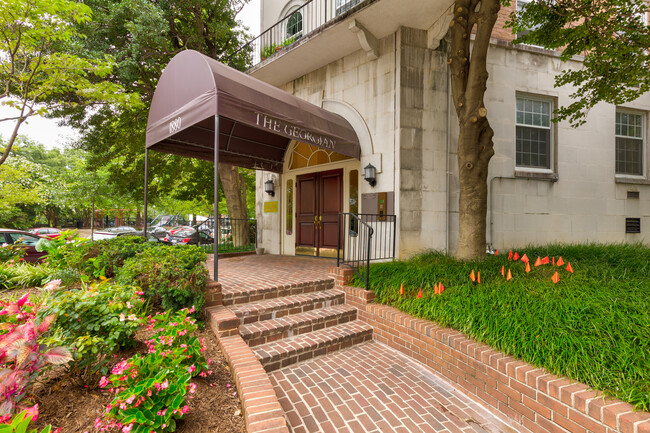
[329,267,650,433]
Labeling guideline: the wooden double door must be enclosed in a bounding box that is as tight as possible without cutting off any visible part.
[296,169,343,258]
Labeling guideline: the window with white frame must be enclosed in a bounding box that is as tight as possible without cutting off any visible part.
[286,10,302,38]
[615,110,645,176]
[516,96,553,170]
[516,0,538,37]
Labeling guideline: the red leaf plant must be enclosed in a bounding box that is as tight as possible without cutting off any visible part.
[0,292,72,423]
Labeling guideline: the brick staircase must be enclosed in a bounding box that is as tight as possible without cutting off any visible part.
[207,276,373,372]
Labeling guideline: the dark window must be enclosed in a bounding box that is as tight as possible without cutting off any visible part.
[286,11,302,38]
[336,0,362,15]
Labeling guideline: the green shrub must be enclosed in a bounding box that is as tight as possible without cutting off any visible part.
[0,264,18,291]
[116,246,207,314]
[7,263,52,289]
[39,280,147,383]
[49,236,158,279]
[0,243,26,263]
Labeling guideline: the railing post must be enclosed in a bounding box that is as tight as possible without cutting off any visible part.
[337,213,342,267]
[366,228,372,291]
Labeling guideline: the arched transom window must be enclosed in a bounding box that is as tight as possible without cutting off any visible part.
[289,142,352,170]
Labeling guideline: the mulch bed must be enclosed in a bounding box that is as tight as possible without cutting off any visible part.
[30,328,246,433]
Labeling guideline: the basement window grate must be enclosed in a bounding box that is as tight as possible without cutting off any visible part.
[626,218,641,234]
[627,191,640,199]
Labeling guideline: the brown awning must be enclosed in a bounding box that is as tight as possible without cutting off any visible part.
[146,50,360,172]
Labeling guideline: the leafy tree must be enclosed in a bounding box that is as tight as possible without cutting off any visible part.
[449,0,649,259]
[0,0,141,166]
[60,0,252,222]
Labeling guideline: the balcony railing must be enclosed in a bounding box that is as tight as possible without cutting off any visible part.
[241,0,367,67]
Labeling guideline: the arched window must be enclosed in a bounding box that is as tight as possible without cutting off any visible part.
[286,11,302,38]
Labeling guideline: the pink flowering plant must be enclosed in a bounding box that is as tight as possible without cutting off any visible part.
[0,293,72,420]
[96,307,209,433]
[38,280,146,384]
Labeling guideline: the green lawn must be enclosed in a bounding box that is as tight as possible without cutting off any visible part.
[352,244,650,411]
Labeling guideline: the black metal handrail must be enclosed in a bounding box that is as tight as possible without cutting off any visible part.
[239,0,367,67]
[337,213,396,290]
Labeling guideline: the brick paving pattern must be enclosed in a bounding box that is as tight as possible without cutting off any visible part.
[271,341,520,433]
[207,254,333,286]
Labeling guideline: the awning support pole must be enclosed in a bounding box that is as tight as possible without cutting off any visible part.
[214,115,219,281]
[143,148,149,238]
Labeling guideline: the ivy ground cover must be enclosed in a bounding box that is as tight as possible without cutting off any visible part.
[354,244,650,411]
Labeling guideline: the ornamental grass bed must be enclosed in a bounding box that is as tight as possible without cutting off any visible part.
[353,243,650,411]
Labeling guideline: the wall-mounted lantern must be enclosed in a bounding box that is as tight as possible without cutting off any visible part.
[364,163,377,187]
[264,178,275,196]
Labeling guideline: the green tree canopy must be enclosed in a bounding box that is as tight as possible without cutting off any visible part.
[0,0,142,166]
[507,0,650,126]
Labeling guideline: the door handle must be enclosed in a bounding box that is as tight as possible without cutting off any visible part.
[314,215,319,229]
[318,215,322,229]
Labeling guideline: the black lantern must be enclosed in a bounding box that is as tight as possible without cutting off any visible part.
[364,163,377,187]
[264,178,275,196]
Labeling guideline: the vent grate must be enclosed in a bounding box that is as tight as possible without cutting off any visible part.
[627,191,640,199]
[626,218,641,234]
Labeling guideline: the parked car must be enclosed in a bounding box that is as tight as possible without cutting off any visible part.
[148,226,169,240]
[28,227,62,239]
[164,228,213,246]
[167,225,193,235]
[92,226,138,241]
[0,229,46,263]
[115,231,172,245]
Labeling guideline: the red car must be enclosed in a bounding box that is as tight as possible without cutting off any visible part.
[0,229,47,263]
[28,227,62,239]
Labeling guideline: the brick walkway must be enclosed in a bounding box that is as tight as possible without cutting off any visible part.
[270,341,520,433]
[207,254,334,288]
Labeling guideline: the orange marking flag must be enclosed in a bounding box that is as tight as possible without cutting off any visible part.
[521,254,529,264]
[470,270,476,282]
[513,252,520,261]
[552,257,555,266]
[566,262,574,273]
[500,265,505,277]
[542,256,550,265]
[552,272,560,284]
[506,269,513,281]
[439,283,445,294]
[534,257,542,267]
[477,272,481,284]
[525,262,531,273]
[417,287,423,298]
[508,250,513,260]
[399,283,404,296]
[495,249,499,256]
[556,257,565,267]
[434,283,439,294]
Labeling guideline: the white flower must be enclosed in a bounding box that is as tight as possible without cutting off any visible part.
[119,313,126,321]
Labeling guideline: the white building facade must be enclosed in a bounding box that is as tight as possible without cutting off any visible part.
[251,0,650,258]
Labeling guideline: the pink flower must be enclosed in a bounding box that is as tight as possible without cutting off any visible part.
[181,405,189,414]
[24,404,38,422]
[122,424,133,433]
[119,313,126,322]
[189,383,197,394]
[99,376,110,388]
[43,279,61,291]
[125,395,135,404]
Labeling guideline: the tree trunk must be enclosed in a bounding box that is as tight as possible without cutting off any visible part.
[218,163,249,247]
[449,0,499,260]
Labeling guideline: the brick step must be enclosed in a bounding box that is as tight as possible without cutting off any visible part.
[240,304,358,347]
[253,321,374,372]
[222,278,334,306]
[228,289,345,325]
